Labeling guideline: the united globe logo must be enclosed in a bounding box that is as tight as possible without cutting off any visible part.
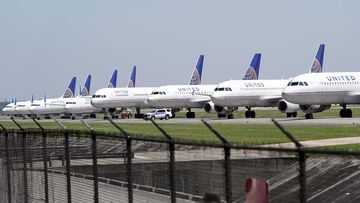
[63,88,73,98]
[81,88,89,96]
[190,69,201,85]
[127,80,134,88]
[311,59,321,73]
[243,67,257,80]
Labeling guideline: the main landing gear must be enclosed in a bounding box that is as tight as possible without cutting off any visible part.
[186,109,195,118]
[245,107,255,118]
[305,113,313,119]
[340,105,352,118]
[286,112,297,118]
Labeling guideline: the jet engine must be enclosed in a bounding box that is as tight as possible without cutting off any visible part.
[277,100,299,113]
[299,104,331,113]
[203,101,216,113]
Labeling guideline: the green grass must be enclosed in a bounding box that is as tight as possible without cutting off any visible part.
[1,120,360,147]
[170,106,360,119]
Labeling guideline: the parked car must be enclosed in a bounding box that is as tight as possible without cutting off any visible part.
[120,111,132,119]
[144,109,172,120]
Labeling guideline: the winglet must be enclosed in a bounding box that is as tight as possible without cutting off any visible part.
[81,75,91,96]
[243,53,261,80]
[310,44,325,73]
[108,70,117,88]
[127,66,136,88]
[189,55,204,85]
[63,76,76,98]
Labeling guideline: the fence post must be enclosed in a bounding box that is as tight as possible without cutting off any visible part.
[53,118,72,203]
[201,119,232,203]
[106,118,133,203]
[80,119,99,203]
[31,118,49,203]
[0,124,12,203]
[150,120,176,203]
[10,117,29,203]
[272,119,306,203]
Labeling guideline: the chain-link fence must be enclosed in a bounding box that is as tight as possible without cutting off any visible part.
[0,118,360,203]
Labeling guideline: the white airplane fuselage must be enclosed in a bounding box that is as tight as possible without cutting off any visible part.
[282,72,360,105]
[91,87,156,108]
[29,98,69,115]
[211,80,290,107]
[147,85,216,108]
[65,96,100,114]
[2,103,17,115]
[15,101,33,115]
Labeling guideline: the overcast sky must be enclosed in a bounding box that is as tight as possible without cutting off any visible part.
[1,1,360,101]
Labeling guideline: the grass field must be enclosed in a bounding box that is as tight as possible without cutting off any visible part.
[1,107,360,151]
[172,106,360,119]
[1,119,360,148]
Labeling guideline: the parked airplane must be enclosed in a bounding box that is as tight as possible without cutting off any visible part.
[2,98,17,116]
[91,66,153,118]
[147,54,259,118]
[277,44,325,114]
[211,44,325,118]
[29,77,77,116]
[14,96,35,117]
[64,75,100,119]
[283,72,359,119]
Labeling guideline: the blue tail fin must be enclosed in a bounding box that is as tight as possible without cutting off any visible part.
[189,55,204,85]
[44,93,46,103]
[310,44,325,73]
[243,53,261,80]
[108,70,117,88]
[127,66,136,88]
[31,95,34,103]
[14,98,17,105]
[81,75,91,96]
[63,77,76,98]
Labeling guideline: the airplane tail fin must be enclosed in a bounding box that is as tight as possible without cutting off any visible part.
[31,95,34,103]
[243,53,261,80]
[44,93,46,103]
[108,70,117,88]
[14,98,17,105]
[63,77,76,98]
[189,55,204,85]
[127,66,136,88]
[310,44,325,73]
[81,75,91,96]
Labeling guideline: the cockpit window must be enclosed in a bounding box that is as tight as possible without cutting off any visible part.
[215,87,232,91]
[288,81,309,86]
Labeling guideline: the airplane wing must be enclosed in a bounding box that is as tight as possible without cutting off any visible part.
[259,96,282,105]
[346,92,360,101]
[189,98,211,106]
